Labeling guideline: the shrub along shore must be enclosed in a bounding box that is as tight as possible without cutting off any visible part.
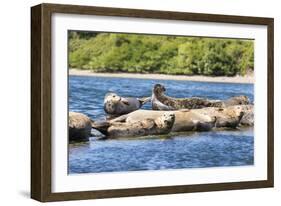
[69,32,254,77]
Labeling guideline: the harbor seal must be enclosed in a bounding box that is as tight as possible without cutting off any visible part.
[110,105,248,131]
[104,92,150,116]
[223,95,251,107]
[109,109,216,132]
[151,84,250,110]
[93,112,175,138]
[69,112,93,141]
[195,106,245,128]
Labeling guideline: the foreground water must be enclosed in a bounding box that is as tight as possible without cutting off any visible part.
[68,75,254,174]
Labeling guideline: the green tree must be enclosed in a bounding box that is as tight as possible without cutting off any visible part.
[68,31,254,76]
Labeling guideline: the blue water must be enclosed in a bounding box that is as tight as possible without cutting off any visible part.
[68,75,254,174]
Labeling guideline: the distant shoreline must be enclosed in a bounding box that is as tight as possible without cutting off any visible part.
[69,69,254,84]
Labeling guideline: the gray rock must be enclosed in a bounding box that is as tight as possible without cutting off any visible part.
[239,105,254,126]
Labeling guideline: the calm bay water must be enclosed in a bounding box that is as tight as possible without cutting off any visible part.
[68,75,254,174]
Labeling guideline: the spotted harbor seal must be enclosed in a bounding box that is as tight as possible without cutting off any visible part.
[108,109,216,132]
[109,104,249,132]
[151,84,250,110]
[93,112,175,138]
[196,104,254,128]
[195,106,245,128]
[69,112,93,141]
[104,92,151,116]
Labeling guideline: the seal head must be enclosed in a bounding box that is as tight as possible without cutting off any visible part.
[104,92,150,116]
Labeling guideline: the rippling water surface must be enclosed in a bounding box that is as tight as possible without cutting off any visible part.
[68,75,254,174]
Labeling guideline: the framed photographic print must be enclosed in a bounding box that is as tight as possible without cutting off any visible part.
[31,3,274,202]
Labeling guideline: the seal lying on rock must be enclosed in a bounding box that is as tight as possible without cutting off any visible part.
[93,112,175,138]
[106,109,216,133]
[108,105,249,132]
[104,92,151,116]
[195,106,245,128]
[193,104,254,128]
[152,84,250,110]
[69,112,93,141]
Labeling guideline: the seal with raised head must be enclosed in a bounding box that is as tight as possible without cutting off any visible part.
[151,84,250,110]
[93,112,175,138]
[104,92,150,116]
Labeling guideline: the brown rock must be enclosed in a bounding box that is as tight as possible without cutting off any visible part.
[69,112,92,142]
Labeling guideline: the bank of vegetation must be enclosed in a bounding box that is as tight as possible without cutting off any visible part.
[69,31,254,76]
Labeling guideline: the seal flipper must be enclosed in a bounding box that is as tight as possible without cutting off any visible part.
[121,98,130,105]
[91,120,110,135]
[152,95,174,111]
[109,114,128,123]
[138,97,151,106]
[179,109,190,112]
